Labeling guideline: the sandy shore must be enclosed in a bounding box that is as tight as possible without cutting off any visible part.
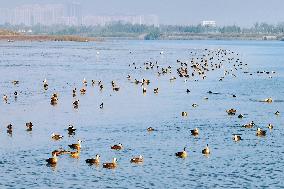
[0,35,101,42]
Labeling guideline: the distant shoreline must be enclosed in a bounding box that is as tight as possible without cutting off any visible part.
[0,34,283,42]
[0,35,101,42]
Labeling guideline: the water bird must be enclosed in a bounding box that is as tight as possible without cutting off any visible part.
[238,114,244,118]
[192,104,198,107]
[142,87,147,94]
[242,121,255,128]
[232,134,242,141]
[111,143,123,150]
[80,88,86,94]
[153,88,159,94]
[130,155,144,163]
[51,133,64,140]
[69,151,80,158]
[86,154,100,165]
[12,80,19,85]
[267,124,273,130]
[147,127,155,132]
[73,99,79,108]
[256,128,266,136]
[46,153,57,165]
[67,125,76,133]
[190,128,199,136]
[99,102,104,109]
[3,95,8,102]
[52,149,69,156]
[43,79,48,89]
[175,147,187,158]
[181,112,188,116]
[261,97,273,103]
[275,111,280,115]
[83,78,87,85]
[7,124,13,133]
[68,140,82,150]
[103,158,117,169]
[226,108,237,115]
[202,144,210,155]
[26,122,33,131]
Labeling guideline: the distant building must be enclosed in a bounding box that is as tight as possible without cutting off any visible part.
[202,20,216,27]
[0,3,158,27]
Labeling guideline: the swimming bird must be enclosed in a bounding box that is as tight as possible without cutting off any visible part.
[52,149,69,156]
[275,111,280,115]
[130,155,144,163]
[99,102,104,109]
[43,79,48,89]
[232,134,242,141]
[242,121,255,128]
[111,143,123,150]
[73,99,79,108]
[202,144,210,155]
[267,124,273,130]
[7,124,12,133]
[86,154,100,164]
[238,114,244,118]
[226,108,237,115]
[192,104,198,107]
[142,87,147,94]
[181,112,188,116]
[46,153,57,165]
[26,122,33,131]
[68,140,82,150]
[67,125,76,134]
[103,158,117,169]
[3,95,8,102]
[175,147,187,158]
[69,151,80,158]
[51,133,64,140]
[147,127,155,132]
[12,80,19,85]
[256,128,266,136]
[80,88,86,94]
[83,78,87,85]
[190,128,199,136]
[262,97,273,103]
[153,88,159,94]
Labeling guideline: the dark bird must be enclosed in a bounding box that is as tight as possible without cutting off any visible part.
[175,147,187,158]
[86,154,100,165]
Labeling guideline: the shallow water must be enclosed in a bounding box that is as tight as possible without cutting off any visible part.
[0,40,284,188]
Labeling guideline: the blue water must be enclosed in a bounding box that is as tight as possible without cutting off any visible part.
[0,40,283,188]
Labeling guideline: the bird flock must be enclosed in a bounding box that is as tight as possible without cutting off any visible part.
[2,48,280,170]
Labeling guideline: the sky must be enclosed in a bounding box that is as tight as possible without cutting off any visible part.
[1,0,284,26]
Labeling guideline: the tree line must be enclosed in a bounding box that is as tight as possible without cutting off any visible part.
[1,21,284,39]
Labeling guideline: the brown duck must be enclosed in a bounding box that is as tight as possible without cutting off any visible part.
[103,158,117,169]
[85,154,100,164]
[111,143,123,150]
[46,153,57,165]
[130,155,144,163]
[68,140,82,150]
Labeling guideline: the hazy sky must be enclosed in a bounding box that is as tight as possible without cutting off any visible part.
[1,0,284,26]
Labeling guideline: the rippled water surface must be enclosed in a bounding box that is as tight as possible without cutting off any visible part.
[0,40,284,188]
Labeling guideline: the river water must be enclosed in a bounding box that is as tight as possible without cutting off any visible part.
[0,40,283,188]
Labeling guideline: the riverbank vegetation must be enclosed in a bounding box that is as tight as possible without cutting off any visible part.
[1,22,284,40]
